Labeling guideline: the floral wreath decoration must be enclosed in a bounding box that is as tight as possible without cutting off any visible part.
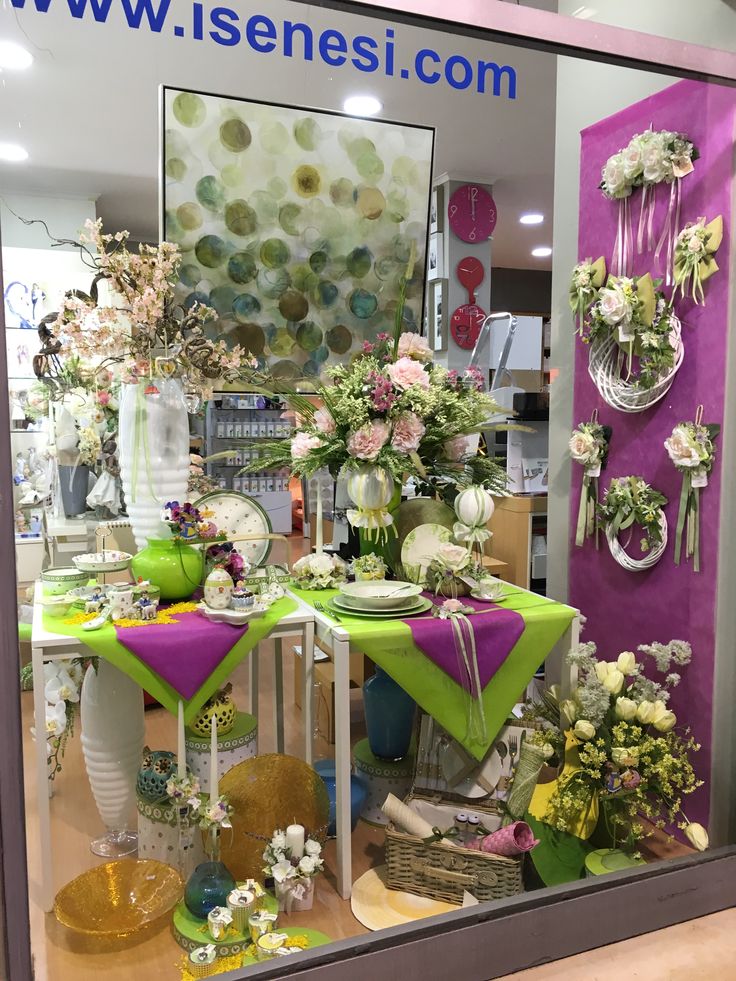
[664,409,719,573]
[600,129,698,279]
[571,267,683,413]
[598,476,668,572]
[569,414,611,549]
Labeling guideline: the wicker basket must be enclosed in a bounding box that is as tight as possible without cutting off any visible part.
[385,792,524,905]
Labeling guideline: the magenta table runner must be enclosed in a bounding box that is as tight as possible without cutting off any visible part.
[404,595,525,693]
[115,611,249,700]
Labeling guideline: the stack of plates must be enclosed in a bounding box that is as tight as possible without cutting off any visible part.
[330,581,431,620]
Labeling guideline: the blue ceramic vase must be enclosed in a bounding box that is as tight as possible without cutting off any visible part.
[363,666,415,761]
[184,861,236,919]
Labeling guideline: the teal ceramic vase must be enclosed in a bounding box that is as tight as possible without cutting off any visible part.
[363,666,415,761]
[130,538,204,601]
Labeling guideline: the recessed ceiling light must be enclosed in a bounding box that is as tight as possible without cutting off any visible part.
[343,95,382,117]
[531,246,552,258]
[0,41,33,70]
[0,142,28,162]
[519,213,544,225]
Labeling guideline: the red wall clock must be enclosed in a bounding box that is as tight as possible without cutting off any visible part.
[448,184,497,243]
[451,256,487,350]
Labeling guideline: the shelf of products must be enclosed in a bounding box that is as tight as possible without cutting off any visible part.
[205,393,293,534]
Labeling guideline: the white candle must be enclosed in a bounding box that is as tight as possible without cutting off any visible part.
[177,700,186,779]
[286,823,305,859]
[315,480,323,554]
[210,715,218,799]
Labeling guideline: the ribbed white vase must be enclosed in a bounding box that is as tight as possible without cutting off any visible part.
[119,377,190,550]
[80,660,144,854]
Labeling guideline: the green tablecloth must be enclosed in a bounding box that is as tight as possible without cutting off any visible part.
[42,596,297,723]
[291,585,575,760]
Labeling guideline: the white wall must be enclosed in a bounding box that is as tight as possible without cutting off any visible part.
[0,194,96,250]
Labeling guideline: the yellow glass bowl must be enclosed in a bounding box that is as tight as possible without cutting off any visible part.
[54,859,183,941]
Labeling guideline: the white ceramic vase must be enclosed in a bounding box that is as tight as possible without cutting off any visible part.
[119,377,190,550]
[80,660,145,857]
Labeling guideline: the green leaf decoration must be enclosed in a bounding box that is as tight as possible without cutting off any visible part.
[705,215,723,253]
[525,811,592,886]
[591,256,607,288]
[637,273,656,327]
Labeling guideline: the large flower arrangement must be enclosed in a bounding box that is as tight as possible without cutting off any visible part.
[41,219,260,399]
[530,641,706,854]
[241,329,506,535]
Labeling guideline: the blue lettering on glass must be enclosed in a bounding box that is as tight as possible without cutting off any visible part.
[210,6,240,46]
[7,0,519,100]
[319,28,348,67]
[351,35,379,73]
[245,13,276,52]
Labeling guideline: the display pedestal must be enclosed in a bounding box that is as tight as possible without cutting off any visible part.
[185,712,257,793]
[136,795,205,871]
[172,891,279,956]
[353,738,414,826]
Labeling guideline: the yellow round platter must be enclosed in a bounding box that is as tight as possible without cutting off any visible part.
[350,865,459,931]
[54,859,183,944]
[219,754,330,881]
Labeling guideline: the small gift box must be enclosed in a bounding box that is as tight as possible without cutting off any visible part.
[188,944,217,979]
[226,887,255,933]
[207,906,233,941]
[248,909,278,943]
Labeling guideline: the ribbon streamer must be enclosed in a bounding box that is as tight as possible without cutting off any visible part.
[574,473,600,548]
[453,520,492,545]
[449,612,487,746]
[674,471,701,572]
[346,506,396,544]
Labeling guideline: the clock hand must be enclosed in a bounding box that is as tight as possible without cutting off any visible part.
[470,186,478,222]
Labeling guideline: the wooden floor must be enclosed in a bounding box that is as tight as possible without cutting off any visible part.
[20,533,733,980]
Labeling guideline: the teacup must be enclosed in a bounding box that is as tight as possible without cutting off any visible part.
[476,579,504,601]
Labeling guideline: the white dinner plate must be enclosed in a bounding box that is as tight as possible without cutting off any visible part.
[400,523,453,584]
[194,490,272,567]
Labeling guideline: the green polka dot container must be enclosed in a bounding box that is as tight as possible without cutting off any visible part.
[136,796,205,867]
[353,738,414,826]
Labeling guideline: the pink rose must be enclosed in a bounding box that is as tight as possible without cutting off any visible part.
[397,332,432,362]
[443,436,469,462]
[314,407,336,435]
[387,357,430,391]
[347,420,390,461]
[291,431,323,460]
[442,598,464,614]
[391,412,425,452]
[96,390,111,406]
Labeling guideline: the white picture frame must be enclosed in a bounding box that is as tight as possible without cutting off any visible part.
[429,184,444,235]
[428,233,443,281]
[428,279,448,353]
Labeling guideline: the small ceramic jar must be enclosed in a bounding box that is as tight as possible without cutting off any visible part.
[109,585,135,621]
[188,945,217,979]
[204,566,234,610]
[207,906,233,941]
[226,887,255,932]
[255,932,289,960]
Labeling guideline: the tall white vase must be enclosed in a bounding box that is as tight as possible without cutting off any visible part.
[80,660,145,857]
[119,377,190,550]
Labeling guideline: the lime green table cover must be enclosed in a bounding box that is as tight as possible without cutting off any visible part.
[291,585,575,760]
[42,597,297,724]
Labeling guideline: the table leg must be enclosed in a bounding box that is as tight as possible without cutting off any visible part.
[32,646,54,912]
[249,644,260,749]
[302,621,314,765]
[333,632,352,899]
[274,638,284,754]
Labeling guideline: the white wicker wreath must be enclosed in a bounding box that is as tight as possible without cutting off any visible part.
[587,314,683,413]
[605,511,668,571]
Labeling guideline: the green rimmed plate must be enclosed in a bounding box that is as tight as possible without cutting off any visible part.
[326,596,432,620]
[400,523,453,585]
[194,490,272,567]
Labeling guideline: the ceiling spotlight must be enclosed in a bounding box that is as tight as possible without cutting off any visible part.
[531,246,552,258]
[343,95,383,117]
[0,41,33,70]
[520,213,544,225]
[0,142,29,162]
